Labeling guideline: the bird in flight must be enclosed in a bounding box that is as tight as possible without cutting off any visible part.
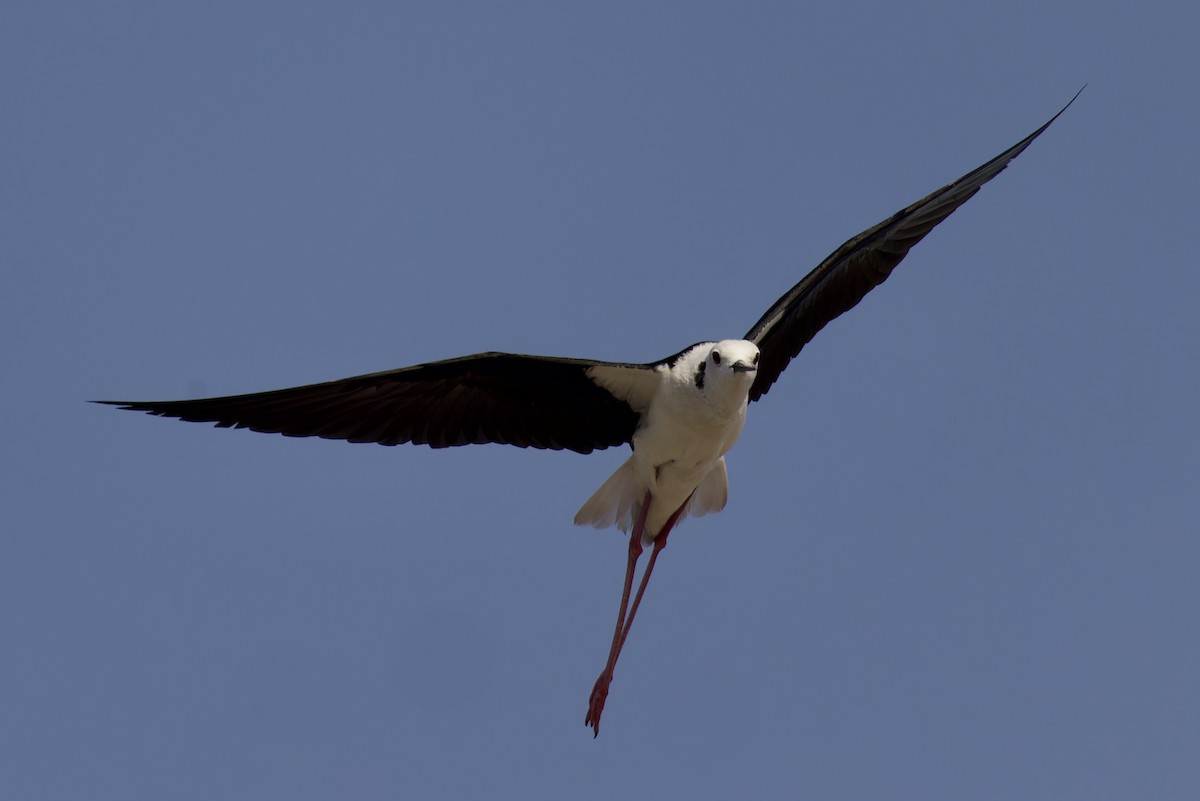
[98,91,1079,736]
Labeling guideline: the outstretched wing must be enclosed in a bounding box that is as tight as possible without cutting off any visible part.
[745,89,1081,402]
[96,352,662,454]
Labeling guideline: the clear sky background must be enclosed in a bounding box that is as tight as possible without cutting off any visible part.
[4,2,1198,799]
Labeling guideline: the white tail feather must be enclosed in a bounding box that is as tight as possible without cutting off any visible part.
[575,456,730,535]
[687,457,728,518]
[574,458,643,533]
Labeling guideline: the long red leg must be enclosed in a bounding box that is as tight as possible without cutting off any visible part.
[585,492,691,737]
[616,499,688,655]
[585,491,650,736]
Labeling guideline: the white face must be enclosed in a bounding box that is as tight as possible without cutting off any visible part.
[708,339,760,375]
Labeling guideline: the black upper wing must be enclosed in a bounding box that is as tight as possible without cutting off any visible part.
[745,90,1081,402]
[96,352,660,454]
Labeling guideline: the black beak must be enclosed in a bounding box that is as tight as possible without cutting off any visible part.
[731,362,757,373]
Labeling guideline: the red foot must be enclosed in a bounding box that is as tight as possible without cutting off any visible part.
[585,670,612,737]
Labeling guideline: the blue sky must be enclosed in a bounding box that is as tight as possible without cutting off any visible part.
[4,2,1198,799]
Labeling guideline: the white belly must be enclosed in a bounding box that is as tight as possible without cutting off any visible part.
[629,391,747,537]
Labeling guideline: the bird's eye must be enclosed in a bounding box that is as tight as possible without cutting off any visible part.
[712,351,721,365]
[753,353,760,365]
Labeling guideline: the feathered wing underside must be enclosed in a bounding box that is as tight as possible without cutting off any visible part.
[96,352,662,455]
[745,89,1082,402]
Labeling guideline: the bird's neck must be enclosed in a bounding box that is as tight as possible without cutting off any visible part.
[686,368,750,422]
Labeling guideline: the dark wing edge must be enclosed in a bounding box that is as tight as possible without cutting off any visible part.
[745,87,1083,402]
[94,352,661,455]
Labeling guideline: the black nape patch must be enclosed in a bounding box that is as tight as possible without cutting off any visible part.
[695,359,706,389]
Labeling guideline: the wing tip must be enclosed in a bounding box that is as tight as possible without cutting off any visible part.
[91,399,142,411]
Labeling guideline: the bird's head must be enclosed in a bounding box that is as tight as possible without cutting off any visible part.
[697,340,759,398]
[708,339,759,374]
